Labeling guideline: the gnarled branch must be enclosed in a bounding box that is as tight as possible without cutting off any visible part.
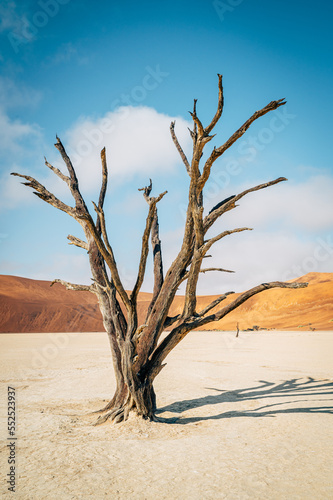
[200,267,234,274]
[170,121,191,174]
[203,281,309,324]
[189,106,204,137]
[10,172,76,217]
[139,180,165,318]
[202,227,253,255]
[179,266,234,285]
[147,281,308,380]
[197,291,235,317]
[131,190,167,304]
[198,98,286,192]
[204,177,287,233]
[204,73,224,135]
[50,278,95,293]
[181,227,250,319]
[44,157,70,185]
[96,147,108,235]
[54,136,89,215]
[91,203,131,311]
[163,314,181,329]
[67,234,88,250]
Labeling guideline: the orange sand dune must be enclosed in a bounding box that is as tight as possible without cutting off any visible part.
[0,275,104,333]
[0,273,332,332]
[171,273,333,331]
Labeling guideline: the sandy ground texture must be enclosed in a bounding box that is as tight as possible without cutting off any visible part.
[0,331,332,499]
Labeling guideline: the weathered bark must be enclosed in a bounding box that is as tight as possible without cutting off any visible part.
[12,75,308,424]
[139,180,164,318]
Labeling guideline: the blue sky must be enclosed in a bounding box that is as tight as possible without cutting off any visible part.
[0,0,332,294]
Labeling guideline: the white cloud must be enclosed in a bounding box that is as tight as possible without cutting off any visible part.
[55,106,192,194]
[1,104,192,211]
[0,108,42,154]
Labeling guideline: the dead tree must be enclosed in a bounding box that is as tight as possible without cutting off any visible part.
[236,322,240,338]
[12,75,307,423]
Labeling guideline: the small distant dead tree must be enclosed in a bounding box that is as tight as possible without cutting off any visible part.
[12,75,307,423]
[236,322,239,337]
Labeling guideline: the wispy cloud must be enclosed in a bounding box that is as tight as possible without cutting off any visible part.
[0,1,22,33]
[0,76,42,109]
[0,108,42,150]
[0,77,44,210]
[0,77,43,157]
[43,42,91,67]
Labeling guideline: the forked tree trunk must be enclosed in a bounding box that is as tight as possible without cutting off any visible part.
[12,75,308,424]
[96,326,158,423]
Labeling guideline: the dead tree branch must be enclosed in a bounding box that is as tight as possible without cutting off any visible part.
[147,282,308,380]
[131,190,167,304]
[197,291,235,317]
[67,235,89,250]
[170,121,191,174]
[198,99,286,192]
[204,177,287,233]
[50,279,96,293]
[139,180,165,318]
[200,267,234,274]
[204,73,224,134]
[179,267,234,285]
[10,172,76,216]
[44,157,70,185]
[54,136,89,215]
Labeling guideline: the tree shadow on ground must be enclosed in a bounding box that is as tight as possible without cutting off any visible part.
[156,377,333,424]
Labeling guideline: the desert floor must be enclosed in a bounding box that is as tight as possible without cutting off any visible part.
[0,331,332,499]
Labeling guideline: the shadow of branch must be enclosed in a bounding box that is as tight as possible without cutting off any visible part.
[156,377,333,424]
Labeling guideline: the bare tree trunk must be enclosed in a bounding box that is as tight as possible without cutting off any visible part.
[12,75,308,424]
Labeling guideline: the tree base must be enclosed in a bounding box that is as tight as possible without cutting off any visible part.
[94,409,157,425]
[93,384,157,424]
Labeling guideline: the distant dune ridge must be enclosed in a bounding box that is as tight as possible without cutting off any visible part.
[0,273,332,333]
